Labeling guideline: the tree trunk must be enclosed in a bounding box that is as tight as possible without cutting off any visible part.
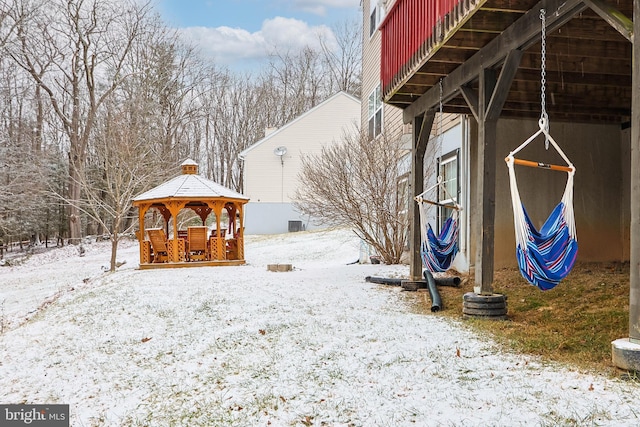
[110,234,118,272]
[68,158,83,244]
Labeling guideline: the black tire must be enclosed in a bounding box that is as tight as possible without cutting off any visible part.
[462,292,507,303]
[463,301,508,310]
[463,314,508,320]
[462,306,508,316]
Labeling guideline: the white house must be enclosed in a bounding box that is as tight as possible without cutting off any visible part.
[239,91,361,234]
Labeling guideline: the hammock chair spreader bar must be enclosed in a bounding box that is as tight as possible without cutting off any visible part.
[414,196,462,211]
[508,158,574,173]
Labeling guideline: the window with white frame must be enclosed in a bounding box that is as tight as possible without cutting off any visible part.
[437,149,459,228]
[397,176,409,216]
[369,0,387,38]
[396,152,411,248]
[368,84,383,140]
[369,6,377,37]
[369,1,385,37]
[396,152,411,215]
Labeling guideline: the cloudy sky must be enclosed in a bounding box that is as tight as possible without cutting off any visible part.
[156,0,361,70]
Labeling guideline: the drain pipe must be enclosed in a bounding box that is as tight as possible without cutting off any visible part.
[365,276,402,286]
[424,270,442,312]
[425,272,461,287]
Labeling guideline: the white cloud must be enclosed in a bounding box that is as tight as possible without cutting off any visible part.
[261,16,333,51]
[289,0,361,16]
[178,17,336,69]
[179,26,267,65]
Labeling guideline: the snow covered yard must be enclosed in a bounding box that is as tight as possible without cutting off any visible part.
[1,228,639,426]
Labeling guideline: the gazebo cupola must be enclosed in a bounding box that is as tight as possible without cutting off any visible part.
[181,159,198,175]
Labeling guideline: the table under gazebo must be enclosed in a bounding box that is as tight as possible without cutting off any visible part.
[132,159,249,269]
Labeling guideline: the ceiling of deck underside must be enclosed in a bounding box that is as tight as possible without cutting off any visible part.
[385,0,633,124]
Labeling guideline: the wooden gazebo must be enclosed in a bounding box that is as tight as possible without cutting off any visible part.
[132,159,249,269]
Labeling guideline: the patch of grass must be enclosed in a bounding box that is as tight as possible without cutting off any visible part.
[415,262,630,376]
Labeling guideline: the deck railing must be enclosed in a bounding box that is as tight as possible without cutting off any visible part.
[380,0,478,97]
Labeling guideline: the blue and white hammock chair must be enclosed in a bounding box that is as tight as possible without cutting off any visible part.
[415,178,461,273]
[505,117,578,291]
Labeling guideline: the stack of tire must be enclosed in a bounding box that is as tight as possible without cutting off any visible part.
[462,292,507,320]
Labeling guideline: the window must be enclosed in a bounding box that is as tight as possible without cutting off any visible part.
[397,173,410,250]
[437,150,459,228]
[369,1,385,37]
[369,6,377,36]
[397,154,410,215]
[397,176,409,216]
[368,84,383,140]
[396,152,411,249]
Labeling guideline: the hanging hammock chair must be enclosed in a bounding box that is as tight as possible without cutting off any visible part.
[415,177,461,273]
[503,8,577,291]
[505,117,578,290]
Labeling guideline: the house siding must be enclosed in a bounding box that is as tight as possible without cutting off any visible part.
[243,93,360,203]
[362,0,404,142]
[241,92,360,234]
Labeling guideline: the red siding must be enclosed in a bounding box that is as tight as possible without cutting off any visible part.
[381,0,460,94]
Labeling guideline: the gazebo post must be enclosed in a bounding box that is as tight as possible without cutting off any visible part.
[237,203,245,260]
[166,201,185,262]
[208,201,226,261]
[137,204,150,264]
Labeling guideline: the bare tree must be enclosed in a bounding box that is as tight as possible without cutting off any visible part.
[6,0,153,244]
[0,51,61,246]
[294,128,408,264]
[72,101,168,271]
[319,17,362,98]
[262,46,330,126]
[0,0,23,48]
[200,70,266,191]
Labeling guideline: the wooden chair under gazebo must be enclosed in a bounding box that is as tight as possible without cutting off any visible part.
[132,159,249,269]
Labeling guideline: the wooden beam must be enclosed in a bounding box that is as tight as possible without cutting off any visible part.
[475,68,498,295]
[583,0,633,42]
[409,110,436,280]
[403,0,588,123]
[460,85,480,122]
[486,49,524,120]
[628,0,640,343]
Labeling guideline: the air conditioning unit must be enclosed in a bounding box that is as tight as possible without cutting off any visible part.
[288,220,303,232]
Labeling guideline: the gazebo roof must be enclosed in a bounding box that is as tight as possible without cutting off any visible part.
[133,159,249,203]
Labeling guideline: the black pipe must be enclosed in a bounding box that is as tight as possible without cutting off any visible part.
[423,270,461,287]
[365,276,403,286]
[423,270,442,312]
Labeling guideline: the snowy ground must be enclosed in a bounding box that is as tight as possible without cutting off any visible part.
[0,228,639,426]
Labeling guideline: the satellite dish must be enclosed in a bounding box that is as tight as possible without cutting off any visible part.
[273,146,287,156]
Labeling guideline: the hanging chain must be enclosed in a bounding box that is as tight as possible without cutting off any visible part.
[540,8,549,149]
[438,79,444,202]
[439,78,444,139]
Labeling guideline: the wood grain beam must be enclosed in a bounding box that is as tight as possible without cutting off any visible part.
[409,111,435,280]
[403,0,588,123]
[583,0,633,42]
[486,49,523,120]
